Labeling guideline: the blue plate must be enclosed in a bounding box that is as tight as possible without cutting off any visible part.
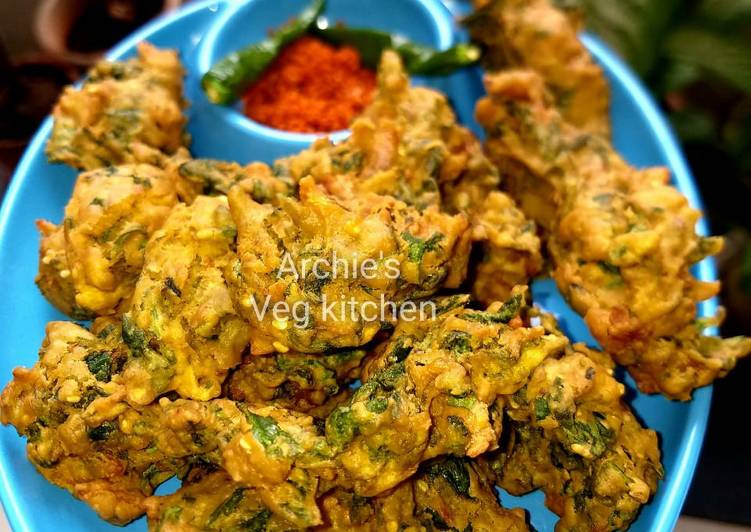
[0,0,714,530]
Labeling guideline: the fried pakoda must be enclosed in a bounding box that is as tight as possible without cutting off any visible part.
[319,457,528,531]
[174,158,295,204]
[46,42,188,170]
[477,69,751,399]
[0,319,328,526]
[274,51,542,304]
[325,289,567,495]
[0,320,179,524]
[121,195,248,404]
[145,470,297,532]
[484,350,662,531]
[36,164,179,318]
[467,0,610,137]
[228,175,471,354]
[227,349,365,416]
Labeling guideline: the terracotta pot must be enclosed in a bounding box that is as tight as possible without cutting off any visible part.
[34,0,185,65]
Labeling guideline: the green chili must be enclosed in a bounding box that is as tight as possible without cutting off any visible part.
[201,0,325,104]
[314,23,480,75]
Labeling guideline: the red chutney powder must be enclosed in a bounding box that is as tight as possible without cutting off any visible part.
[243,36,377,133]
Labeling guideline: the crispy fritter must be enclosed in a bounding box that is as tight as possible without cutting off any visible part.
[319,457,528,531]
[145,470,298,532]
[36,164,179,318]
[476,69,751,399]
[46,42,188,170]
[274,51,542,303]
[1,290,566,527]
[325,289,567,495]
[467,0,610,137]
[228,176,471,354]
[0,320,172,524]
[227,349,365,416]
[483,350,662,531]
[174,158,295,204]
[121,195,248,404]
[0,319,328,526]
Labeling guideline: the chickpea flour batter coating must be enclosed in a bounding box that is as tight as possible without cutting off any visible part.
[121,195,249,404]
[273,51,543,304]
[46,42,189,171]
[228,175,471,354]
[476,69,751,399]
[5,25,735,530]
[227,349,366,417]
[145,456,527,532]
[36,164,179,319]
[481,349,662,531]
[2,289,585,528]
[467,0,611,137]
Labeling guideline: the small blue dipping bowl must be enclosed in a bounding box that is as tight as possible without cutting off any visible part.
[192,0,456,162]
[0,0,713,530]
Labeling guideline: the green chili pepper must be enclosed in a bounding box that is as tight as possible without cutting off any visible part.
[313,23,481,75]
[201,0,326,104]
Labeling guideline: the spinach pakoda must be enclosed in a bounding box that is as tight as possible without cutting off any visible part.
[228,175,471,354]
[121,195,248,404]
[325,290,567,495]
[46,42,188,171]
[319,457,528,532]
[485,350,662,531]
[145,469,298,532]
[477,69,751,399]
[0,319,327,526]
[467,0,610,137]
[274,51,543,304]
[227,349,365,416]
[36,164,179,318]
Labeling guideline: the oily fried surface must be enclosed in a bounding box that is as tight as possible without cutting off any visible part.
[228,175,471,354]
[122,195,248,404]
[227,349,365,417]
[3,41,684,532]
[174,158,295,204]
[484,351,662,531]
[324,289,567,495]
[145,470,298,532]
[46,42,188,171]
[467,0,610,137]
[275,51,542,303]
[476,69,751,399]
[36,164,179,318]
[319,457,528,532]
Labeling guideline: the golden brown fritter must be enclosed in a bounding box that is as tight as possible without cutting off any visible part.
[0,319,328,526]
[1,289,567,527]
[274,51,542,303]
[0,320,174,524]
[484,350,662,531]
[467,0,610,137]
[36,164,179,318]
[318,457,528,531]
[228,176,471,354]
[46,42,188,170]
[145,470,298,532]
[227,349,365,416]
[325,289,567,495]
[476,69,751,399]
[121,195,248,404]
[174,158,295,204]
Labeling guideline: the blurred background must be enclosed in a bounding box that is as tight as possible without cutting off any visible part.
[0,0,749,529]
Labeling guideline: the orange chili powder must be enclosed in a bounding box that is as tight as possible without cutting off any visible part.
[243,36,377,133]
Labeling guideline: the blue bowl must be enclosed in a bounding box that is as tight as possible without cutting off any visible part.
[0,0,712,530]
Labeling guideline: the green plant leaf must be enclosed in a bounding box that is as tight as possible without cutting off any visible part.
[664,26,751,94]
